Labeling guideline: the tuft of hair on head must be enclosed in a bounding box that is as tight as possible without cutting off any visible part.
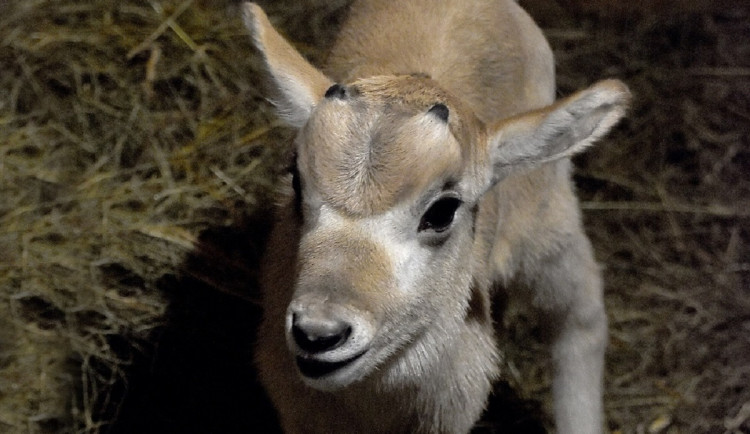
[325,84,348,99]
[427,103,449,122]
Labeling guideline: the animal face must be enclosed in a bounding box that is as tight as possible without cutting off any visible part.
[287,75,487,390]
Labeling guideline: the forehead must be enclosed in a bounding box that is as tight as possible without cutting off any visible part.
[298,75,477,216]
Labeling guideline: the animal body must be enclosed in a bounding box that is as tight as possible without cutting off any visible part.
[243,1,630,433]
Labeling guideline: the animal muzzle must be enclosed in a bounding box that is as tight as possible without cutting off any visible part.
[286,298,375,386]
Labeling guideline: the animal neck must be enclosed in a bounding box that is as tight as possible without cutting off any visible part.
[336,314,500,433]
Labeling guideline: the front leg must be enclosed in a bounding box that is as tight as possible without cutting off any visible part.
[526,231,608,434]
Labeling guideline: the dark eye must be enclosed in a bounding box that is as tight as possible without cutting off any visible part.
[419,197,462,233]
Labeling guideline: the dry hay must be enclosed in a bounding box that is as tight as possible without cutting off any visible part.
[556,9,750,433]
[0,0,299,431]
[0,1,748,433]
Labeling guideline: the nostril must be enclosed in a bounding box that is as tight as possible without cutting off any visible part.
[292,314,352,353]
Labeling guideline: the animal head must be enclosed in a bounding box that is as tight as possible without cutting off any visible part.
[243,3,630,391]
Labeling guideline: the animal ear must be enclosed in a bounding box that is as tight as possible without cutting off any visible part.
[487,79,631,182]
[242,2,333,127]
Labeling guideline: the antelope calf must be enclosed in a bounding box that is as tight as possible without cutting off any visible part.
[243,1,629,433]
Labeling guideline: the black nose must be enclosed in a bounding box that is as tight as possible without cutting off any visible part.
[292,314,352,353]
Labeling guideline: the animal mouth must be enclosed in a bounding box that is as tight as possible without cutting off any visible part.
[295,351,367,379]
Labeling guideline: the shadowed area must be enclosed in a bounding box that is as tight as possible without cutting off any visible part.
[110,215,280,433]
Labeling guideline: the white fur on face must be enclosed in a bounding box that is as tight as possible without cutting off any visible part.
[291,185,474,389]
[309,203,431,297]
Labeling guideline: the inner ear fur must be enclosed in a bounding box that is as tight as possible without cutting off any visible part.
[488,79,631,182]
[242,2,333,128]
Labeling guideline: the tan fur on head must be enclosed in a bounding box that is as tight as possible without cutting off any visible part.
[298,75,472,216]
